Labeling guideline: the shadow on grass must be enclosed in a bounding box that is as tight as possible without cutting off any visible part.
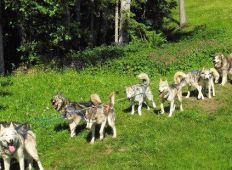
[182,89,199,99]
[0,80,13,87]
[0,90,12,97]
[54,123,87,136]
[4,159,41,170]
[163,24,207,42]
[85,125,114,143]
[154,105,171,115]
[44,44,138,70]
[0,104,7,111]
[123,103,156,113]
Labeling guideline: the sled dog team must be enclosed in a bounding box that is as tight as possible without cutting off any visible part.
[0,54,232,170]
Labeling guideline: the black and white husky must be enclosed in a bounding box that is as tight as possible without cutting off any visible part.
[125,73,156,116]
[0,122,44,170]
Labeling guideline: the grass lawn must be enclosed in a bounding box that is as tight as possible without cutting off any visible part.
[1,0,232,169]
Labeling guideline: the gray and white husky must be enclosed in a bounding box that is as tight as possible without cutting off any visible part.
[174,68,219,99]
[159,79,186,117]
[85,92,117,144]
[125,73,156,116]
[214,53,232,86]
[198,68,216,99]
[0,122,44,170]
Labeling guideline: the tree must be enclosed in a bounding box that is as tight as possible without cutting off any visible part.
[179,0,186,27]
[90,0,95,47]
[0,0,4,75]
[119,0,131,44]
[115,0,119,44]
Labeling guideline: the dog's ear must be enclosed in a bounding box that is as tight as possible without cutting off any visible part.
[9,122,14,129]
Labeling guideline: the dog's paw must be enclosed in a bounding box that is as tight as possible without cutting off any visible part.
[100,136,104,140]
[90,140,95,144]
[112,135,117,138]
[70,134,76,138]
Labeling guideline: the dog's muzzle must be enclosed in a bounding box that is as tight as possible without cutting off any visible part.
[7,141,16,154]
[159,90,165,97]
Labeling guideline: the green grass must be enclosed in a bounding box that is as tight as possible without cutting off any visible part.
[1,71,232,170]
[1,0,232,169]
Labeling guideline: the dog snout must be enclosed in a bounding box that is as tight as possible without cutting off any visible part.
[9,139,14,144]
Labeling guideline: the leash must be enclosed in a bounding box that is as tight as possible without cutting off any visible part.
[29,89,146,127]
[29,115,63,128]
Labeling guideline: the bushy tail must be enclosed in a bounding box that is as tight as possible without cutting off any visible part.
[210,68,220,83]
[138,73,150,85]
[108,91,118,107]
[174,71,187,84]
[90,94,102,105]
[227,53,232,64]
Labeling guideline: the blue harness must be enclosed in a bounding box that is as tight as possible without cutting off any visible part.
[191,70,201,75]
[62,105,85,119]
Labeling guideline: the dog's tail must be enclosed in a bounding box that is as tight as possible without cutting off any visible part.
[174,71,187,84]
[90,94,102,105]
[210,67,220,83]
[138,73,150,85]
[108,91,118,107]
[227,53,232,64]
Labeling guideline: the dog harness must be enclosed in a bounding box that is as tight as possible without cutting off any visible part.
[191,70,201,75]
[129,84,148,99]
[62,105,86,119]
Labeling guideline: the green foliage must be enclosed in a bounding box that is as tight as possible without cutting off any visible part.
[2,0,178,69]
[131,0,177,30]
[129,15,167,47]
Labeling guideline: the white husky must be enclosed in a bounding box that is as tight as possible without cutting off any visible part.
[125,73,156,116]
[0,123,44,170]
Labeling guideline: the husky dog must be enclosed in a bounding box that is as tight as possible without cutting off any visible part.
[174,68,219,99]
[85,92,117,144]
[0,123,44,170]
[198,68,216,99]
[159,79,186,117]
[51,93,101,137]
[125,73,156,116]
[214,53,232,86]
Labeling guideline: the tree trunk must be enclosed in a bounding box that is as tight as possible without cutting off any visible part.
[119,0,131,44]
[179,0,186,27]
[0,0,4,75]
[64,0,71,34]
[115,0,119,44]
[90,0,95,47]
[74,0,81,50]
[75,0,81,25]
